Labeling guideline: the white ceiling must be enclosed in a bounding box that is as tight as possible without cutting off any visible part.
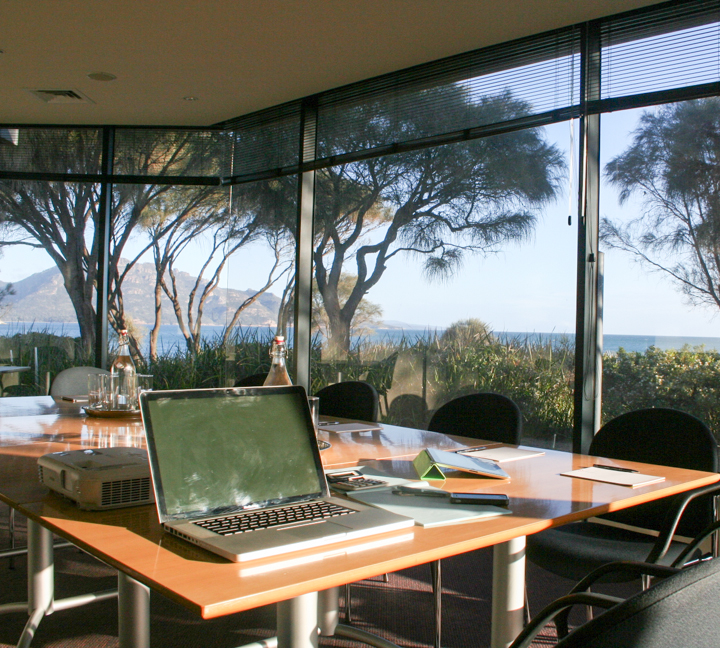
[1,0,664,127]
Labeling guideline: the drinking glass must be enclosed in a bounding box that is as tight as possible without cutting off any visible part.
[87,373,106,410]
[136,374,153,405]
[103,374,118,410]
[308,396,320,432]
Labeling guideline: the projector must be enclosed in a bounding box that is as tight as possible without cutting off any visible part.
[38,447,154,510]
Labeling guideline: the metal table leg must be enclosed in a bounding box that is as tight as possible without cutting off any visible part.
[245,588,402,648]
[317,587,340,636]
[431,559,441,648]
[16,520,54,648]
[491,536,526,648]
[118,571,150,648]
[27,520,54,614]
[277,592,319,648]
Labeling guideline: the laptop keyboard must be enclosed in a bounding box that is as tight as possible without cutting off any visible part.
[194,501,355,536]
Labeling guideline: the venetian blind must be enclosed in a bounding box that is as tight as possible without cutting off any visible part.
[0,128,102,175]
[315,27,581,160]
[601,0,720,101]
[113,129,232,177]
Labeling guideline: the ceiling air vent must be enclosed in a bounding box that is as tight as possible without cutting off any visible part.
[27,89,94,104]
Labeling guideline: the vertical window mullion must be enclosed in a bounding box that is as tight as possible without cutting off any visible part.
[573,21,602,454]
[95,126,114,369]
[292,98,318,390]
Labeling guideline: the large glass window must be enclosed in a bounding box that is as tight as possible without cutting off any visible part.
[115,177,297,389]
[600,102,720,442]
[0,179,100,393]
[311,118,575,448]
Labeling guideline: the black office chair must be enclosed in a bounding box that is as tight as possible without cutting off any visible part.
[527,408,719,587]
[425,392,523,648]
[428,392,523,444]
[234,372,269,387]
[510,556,720,648]
[315,381,379,422]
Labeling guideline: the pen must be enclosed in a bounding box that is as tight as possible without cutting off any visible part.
[392,486,449,498]
[319,421,341,426]
[593,463,638,473]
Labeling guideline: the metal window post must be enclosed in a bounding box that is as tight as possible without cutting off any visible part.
[95,126,114,370]
[573,22,602,454]
[293,98,318,391]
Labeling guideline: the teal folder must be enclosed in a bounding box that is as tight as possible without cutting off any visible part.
[348,487,512,527]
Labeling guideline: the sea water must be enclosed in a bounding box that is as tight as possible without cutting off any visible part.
[1,322,719,355]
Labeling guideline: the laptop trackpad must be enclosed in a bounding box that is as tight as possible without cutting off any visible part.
[277,520,348,542]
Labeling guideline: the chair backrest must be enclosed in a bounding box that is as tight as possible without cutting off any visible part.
[427,392,522,444]
[590,407,718,536]
[315,381,379,422]
[50,366,110,397]
[234,372,269,387]
[387,394,429,429]
[556,557,720,648]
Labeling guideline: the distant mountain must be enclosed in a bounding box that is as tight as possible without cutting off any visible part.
[0,262,282,327]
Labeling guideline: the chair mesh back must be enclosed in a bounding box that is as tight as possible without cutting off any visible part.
[558,557,720,648]
[428,393,522,444]
[590,408,718,536]
[315,381,379,422]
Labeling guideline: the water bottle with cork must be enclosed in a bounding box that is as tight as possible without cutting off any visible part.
[263,335,292,386]
[111,329,137,409]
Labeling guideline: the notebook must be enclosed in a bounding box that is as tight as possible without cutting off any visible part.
[140,386,413,562]
[561,465,665,488]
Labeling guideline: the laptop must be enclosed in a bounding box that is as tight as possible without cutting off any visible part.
[139,385,413,562]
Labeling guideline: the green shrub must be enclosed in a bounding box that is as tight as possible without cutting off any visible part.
[4,327,720,447]
[602,346,720,439]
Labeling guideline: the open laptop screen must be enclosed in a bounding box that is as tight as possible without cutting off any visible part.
[141,387,326,522]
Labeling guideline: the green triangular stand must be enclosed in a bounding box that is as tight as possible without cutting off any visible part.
[413,448,447,480]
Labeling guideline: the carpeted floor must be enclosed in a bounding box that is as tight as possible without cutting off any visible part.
[0,508,640,648]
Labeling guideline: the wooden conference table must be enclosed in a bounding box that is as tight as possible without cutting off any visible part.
[0,396,718,648]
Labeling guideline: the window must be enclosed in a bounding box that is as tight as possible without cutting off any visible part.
[600,103,720,440]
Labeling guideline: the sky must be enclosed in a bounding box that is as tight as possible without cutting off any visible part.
[1,109,719,338]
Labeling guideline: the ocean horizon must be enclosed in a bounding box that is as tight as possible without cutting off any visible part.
[0,322,719,355]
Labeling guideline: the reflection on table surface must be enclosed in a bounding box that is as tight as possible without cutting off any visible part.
[0,395,84,417]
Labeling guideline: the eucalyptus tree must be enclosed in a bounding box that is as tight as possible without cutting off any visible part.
[0,128,228,357]
[0,129,107,355]
[603,98,720,313]
[313,87,566,357]
[139,184,294,359]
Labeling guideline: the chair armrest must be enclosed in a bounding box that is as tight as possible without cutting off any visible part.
[509,592,623,648]
[570,561,681,594]
[647,481,720,564]
[554,561,681,638]
[671,518,720,567]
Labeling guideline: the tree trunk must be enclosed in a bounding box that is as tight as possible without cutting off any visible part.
[325,312,352,359]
